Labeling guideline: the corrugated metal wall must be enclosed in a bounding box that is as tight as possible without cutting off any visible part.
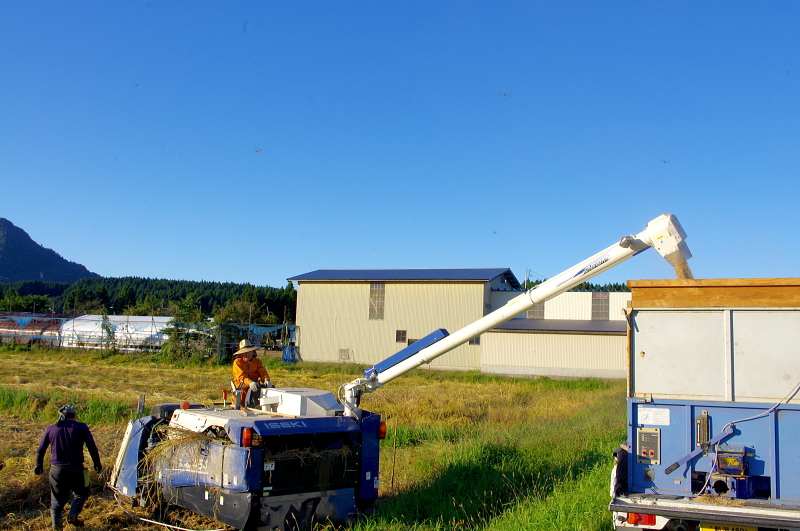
[488,291,631,320]
[481,330,626,378]
[295,281,485,369]
[543,292,629,320]
[610,292,631,320]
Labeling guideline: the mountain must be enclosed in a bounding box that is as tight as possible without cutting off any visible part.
[0,218,100,283]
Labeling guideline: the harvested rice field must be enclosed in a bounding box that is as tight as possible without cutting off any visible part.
[0,345,626,531]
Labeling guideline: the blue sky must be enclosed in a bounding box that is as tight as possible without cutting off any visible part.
[2,2,798,289]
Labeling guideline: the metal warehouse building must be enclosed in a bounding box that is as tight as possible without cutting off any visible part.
[287,269,630,379]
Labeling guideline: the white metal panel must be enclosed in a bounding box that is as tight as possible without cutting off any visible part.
[489,290,523,315]
[482,330,626,378]
[732,310,800,403]
[609,292,631,321]
[294,281,483,369]
[294,282,368,363]
[630,310,728,400]
[387,282,483,369]
[488,291,631,321]
[545,292,592,320]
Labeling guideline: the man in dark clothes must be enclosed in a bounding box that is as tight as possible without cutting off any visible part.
[35,405,102,530]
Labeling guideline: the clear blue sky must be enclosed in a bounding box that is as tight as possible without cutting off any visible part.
[2,2,798,289]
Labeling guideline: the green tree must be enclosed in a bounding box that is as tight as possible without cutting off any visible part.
[1,289,21,312]
[125,293,165,316]
[173,294,205,324]
[19,294,50,313]
[115,285,137,312]
[214,299,278,325]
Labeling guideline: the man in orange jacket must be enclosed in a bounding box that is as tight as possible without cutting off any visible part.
[232,340,274,406]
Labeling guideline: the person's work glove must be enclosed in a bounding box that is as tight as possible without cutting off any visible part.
[94,463,102,474]
[265,380,275,388]
[249,381,260,392]
[34,464,43,475]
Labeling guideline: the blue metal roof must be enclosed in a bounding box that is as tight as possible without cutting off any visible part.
[288,268,520,288]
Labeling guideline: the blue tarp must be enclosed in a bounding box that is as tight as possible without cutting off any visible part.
[281,345,300,363]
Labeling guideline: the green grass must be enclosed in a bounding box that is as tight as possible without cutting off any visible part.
[0,386,134,424]
[484,461,615,531]
[389,424,466,448]
[363,387,625,530]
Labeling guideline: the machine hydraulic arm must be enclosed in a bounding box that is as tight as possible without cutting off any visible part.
[341,213,691,419]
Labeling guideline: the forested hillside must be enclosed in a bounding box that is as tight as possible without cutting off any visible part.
[0,277,296,324]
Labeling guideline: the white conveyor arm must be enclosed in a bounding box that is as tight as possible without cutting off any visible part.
[341,213,691,418]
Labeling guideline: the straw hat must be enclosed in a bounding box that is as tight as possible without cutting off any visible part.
[234,339,259,357]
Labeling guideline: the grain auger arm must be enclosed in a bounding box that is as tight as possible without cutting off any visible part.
[340,213,692,420]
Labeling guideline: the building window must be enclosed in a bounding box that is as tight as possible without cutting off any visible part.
[369,282,385,320]
[396,330,407,343]
[339,349,351,361]
[407,338,418,346]
[527,302,545,319]
[592,292,609,320]
[469,336,480,345]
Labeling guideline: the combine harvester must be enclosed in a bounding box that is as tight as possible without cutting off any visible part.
[110,213,691,530]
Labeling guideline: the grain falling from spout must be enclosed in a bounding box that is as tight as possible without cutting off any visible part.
[674,261,694,279]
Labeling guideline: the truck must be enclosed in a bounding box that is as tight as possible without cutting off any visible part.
[609,278,800,531]
[109,213,692,530]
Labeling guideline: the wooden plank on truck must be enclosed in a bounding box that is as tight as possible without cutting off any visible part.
[627,278,800,309]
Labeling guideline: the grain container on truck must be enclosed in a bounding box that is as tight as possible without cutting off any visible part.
[610,278,800,531]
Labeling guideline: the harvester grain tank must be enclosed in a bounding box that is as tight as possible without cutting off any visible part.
[110,213,691,530]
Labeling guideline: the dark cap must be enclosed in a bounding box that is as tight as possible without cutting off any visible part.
[58,405,77,416]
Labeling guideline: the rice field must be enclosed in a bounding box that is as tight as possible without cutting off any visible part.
[0,345,626,530]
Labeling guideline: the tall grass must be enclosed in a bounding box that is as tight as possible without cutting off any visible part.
[363,386,625,530]
[484,461,615,531]
[0,386,134,424]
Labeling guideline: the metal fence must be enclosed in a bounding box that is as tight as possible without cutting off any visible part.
[0,312,299,362]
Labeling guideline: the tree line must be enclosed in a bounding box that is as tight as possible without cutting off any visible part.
[521,279,630,292]
[0,277,297,325]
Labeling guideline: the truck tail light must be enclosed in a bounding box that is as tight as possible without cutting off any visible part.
[242,427,253,447]
[378,422,387,440]
[626,513,656,526]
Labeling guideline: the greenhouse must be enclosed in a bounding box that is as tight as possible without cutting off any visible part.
[58,315,172,351]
